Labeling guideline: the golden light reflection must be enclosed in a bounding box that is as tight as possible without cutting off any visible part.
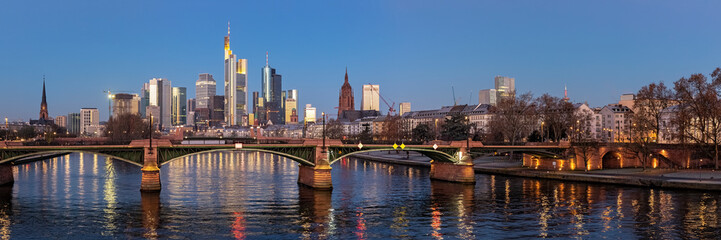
[0,186,12,240]
[390,207,409,236]
[141,192,160,240]
[103,155,118,235]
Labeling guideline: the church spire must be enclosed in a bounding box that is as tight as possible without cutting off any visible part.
[39,75,49,121]
[345,67,348,83]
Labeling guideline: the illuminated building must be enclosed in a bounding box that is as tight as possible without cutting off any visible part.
[112,93,140,117]
[147,78,172,129]
[224,23,248,126]
[261,52,283,125]
[172,87,187,125]
[304,104,316,124]
[494,76,515,99]
[55,115,67,128]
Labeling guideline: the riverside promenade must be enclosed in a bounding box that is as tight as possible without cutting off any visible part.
[352,151,721,191]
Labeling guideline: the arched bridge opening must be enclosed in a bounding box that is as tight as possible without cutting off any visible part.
[158,147,316,166]
[0,149,143,167]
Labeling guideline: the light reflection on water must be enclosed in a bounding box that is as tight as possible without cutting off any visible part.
[0,151,720,238]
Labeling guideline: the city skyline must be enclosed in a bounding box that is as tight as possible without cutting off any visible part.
[2,1,721,121]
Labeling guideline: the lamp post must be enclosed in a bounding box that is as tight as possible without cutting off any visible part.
[465,116,470,152]
[148,113,153,154]
[541,121,544,142]
[321,112,326,153]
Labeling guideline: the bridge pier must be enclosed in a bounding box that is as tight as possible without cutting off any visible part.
[140,147,161,192]
[297,146,332,189]
[0,164,13,186]
[430,151,475,184]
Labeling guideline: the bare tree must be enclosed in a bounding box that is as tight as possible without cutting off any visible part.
[536,94,578,142]
[380,115,403,142]
[634,82,675,143]
[326,119,345,139]
[672,68,721,169]
[488,92,538,145]
[572,112,598,172]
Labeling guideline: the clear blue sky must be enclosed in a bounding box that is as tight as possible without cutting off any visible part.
[1,0,720,122]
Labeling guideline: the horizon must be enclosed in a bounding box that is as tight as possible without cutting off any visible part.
[2,1,720,122]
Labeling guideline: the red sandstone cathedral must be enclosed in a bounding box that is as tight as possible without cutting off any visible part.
[338,68,354,116]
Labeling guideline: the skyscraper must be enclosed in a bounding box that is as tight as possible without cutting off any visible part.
[195,73,216,109]
[261,52,283,125]
[338,69,354,116]
[55,115,67,128]
[285,89,298,125]
[148,78,171,129]
[224,23,248,126]
[478,89,497,105]
[494,76,515,99]
[211,95,225,127]
[172,87,187,125]
[361,84,380,111]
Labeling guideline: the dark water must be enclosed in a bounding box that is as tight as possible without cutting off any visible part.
[1,152,721,239]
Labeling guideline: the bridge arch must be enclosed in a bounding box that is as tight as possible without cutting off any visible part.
[327,147,461,165]
[601,151,623,169]
[159,148,316,166]
[0,150,142,167]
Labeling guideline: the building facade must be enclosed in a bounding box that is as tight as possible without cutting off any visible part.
[172,87,187,125]
[80,108,99,136]
[399,102,411,116]
[67,113,80,135]
[55,115,67,128]
[195,73,216,109]
[478,89,497,106]
[147,78,172,129]
[361,84,380,111]
[112,93,140,117]
[304,104,316,124]
[494,76,515,100]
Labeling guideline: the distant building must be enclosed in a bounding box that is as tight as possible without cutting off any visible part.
[304,104,316,124]
[599,104,633,142]
[287,89,298,102]
[67,113,80,135]
[361,84,380,111]
[224,25,248,126]
[285,98,298,124]
[172,87,187,125]
[148,78,172,129]
[261,52,283,125]
[195,73,216,109]
[146,106,161,129]
[187,111,195,127]
[80,108,99,136]
[399,102,411,116]
[478,89,497,106]
[55,115,67,128]
[338,69,355,116]
[30,77,53,125]
[338,110,380,122]
[112,93,140,117]
[494,76,515,99]
[619,93,636,110]
[211,95,225,127]
[140,83,150,118]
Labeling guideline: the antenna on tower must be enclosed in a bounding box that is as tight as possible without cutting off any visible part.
[227,21,230,35]
[266,51,269,65]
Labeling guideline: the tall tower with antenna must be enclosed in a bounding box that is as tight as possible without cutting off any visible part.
[224,21,248,126]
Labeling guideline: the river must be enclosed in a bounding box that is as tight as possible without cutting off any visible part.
[0,151,720,239]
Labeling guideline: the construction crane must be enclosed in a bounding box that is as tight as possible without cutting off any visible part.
[368,84,396,115]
